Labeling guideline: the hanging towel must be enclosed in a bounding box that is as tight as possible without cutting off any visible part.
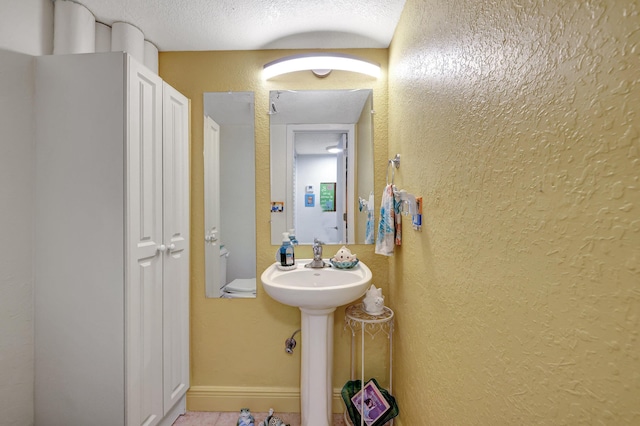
[393,187,402,246]
[365,192,375,244]
[375,184,401,255]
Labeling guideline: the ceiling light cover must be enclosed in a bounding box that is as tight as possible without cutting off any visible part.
[263,53,381,80]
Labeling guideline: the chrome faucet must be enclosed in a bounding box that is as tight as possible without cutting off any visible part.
[306,238,328,268]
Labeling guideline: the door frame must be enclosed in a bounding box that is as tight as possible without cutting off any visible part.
[286,124,355,244]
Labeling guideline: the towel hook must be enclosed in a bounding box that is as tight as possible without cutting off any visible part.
[386,154,401,184]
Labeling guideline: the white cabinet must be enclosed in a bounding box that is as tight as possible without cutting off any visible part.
[34,52,190,426]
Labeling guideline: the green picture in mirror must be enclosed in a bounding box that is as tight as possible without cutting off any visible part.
[320,182,336,212]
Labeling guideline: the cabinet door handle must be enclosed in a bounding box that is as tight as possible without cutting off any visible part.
[157,243,176,254]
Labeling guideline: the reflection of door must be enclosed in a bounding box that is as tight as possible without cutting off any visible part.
[286,124,355,244]
[204,115,221,297]
[336,133,347,243]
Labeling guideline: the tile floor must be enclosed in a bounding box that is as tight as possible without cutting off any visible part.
[172,411,348,426]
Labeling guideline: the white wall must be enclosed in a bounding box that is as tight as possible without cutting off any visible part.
[295,155,339,244]
[0,49,36,426]
[0,0,53,55]
[0,2,53,425]
[220,125,256,280]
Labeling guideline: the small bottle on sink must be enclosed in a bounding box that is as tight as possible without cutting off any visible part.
[279,232,295,267]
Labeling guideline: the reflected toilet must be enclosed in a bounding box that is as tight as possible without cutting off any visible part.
[219,246,256,298]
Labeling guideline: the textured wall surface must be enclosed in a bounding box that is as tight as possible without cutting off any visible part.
[160,50,390,411]
[389,0,639,424]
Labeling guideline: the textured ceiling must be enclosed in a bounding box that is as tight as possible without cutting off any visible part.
[72,0,407,51]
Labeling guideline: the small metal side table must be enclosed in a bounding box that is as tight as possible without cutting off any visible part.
[343,303,395,426]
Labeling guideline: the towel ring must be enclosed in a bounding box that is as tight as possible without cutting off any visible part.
[386,154,401,184]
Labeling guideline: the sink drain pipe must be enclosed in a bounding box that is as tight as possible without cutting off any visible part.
[285,329,301,354]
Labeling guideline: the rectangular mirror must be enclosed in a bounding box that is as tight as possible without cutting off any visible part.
[270,89,375,245]
[204,92,256,298]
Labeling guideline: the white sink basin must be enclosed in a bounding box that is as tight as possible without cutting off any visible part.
[261,259,373,425]
[261,259,372,310]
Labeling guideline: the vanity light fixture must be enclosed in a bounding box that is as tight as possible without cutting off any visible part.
[263,53,381,80]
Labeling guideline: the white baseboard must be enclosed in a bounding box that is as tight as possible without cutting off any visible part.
[187,385,346,414]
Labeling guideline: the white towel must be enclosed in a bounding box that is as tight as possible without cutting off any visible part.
[375,184,401,255]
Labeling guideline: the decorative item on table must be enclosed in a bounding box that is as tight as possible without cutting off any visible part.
[268,416,289,426]
[237,408,255,426]
[362,284,385,315]
[341,378,399,426]
[259,408,290,426]
[330,245,359,269]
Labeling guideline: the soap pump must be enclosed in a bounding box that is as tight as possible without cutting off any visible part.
[279,232,295,267]
[288,229,298,246]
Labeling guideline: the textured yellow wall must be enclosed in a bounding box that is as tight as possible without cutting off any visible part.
[159,49,390,412]
[389,0,639,424]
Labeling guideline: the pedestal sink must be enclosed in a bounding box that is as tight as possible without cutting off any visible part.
[261,260,372,426]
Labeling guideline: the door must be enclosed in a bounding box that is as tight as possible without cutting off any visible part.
[204,115,222,297]
[126,58,164,426]
[336,133,347,243]
[162,82,190,412]
[285,124,354,244]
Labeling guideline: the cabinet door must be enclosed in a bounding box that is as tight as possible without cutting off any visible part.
[161,82,190,412]
[126,58,164,426]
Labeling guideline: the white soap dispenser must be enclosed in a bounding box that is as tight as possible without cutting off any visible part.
[278,232,295,267]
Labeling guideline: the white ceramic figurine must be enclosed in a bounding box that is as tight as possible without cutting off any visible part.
[334,245,357,262]
[237,408,255,426]
[363,284,385,315]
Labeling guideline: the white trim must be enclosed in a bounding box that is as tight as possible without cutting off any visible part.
[186,386,346,413]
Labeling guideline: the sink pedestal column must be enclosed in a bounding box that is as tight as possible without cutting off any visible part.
[300,307,335,426]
